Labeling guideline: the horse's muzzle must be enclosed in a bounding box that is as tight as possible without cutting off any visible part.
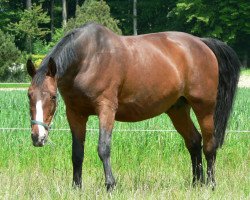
[31,133,48,147]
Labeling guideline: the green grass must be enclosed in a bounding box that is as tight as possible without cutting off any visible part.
[0,83,29,88]
[0,89,249,199]
[241,68,250,76]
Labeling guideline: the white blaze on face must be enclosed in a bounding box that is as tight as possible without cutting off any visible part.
[36,100,46,139]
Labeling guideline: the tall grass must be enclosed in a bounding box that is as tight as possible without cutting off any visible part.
[0,83,29,88]
[0,89,249,199]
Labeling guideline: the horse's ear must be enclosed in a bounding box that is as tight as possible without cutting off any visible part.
[27,59,36,78]
[47,57,57,78]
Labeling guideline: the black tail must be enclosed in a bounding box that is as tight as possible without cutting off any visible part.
[201,38,241,147]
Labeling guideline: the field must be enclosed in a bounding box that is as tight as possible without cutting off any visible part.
[0,89,249,199]
[0,83,29,89]
[241,68,250,76]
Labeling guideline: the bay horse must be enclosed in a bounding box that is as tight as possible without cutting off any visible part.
[27,22,240,190]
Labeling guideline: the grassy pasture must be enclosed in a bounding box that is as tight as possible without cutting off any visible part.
[0,89,249,199]
[241,68,250,76]
[0,83,29,88]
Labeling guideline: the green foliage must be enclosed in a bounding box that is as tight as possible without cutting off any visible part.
[33,28,64,56]
[107,0,177,35]
[136,0,176,34]
[45,28,64,52]
[168,0,250,67]
[0,0,23,32]
[33,40,50,55]
[8,3,50,53]
[169,0,250,43]
[65,0,122,34]
[0,30,27,82]
[49,28,64,47]
[8,4,50,39]
[31,54,46,67]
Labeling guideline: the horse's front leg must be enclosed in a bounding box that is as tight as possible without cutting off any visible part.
[97,103,116,191]
[66,108,88,188]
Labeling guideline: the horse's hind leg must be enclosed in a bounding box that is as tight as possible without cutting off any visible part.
[167,98,204,185]
[191,101,217,189]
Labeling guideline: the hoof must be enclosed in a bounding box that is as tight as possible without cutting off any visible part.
[208,182,216,191]
[206,178,216,191]
[192,176,205,187]
[105,181,116,192]
[72,182,82,189]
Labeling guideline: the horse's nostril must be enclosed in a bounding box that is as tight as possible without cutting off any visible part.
[40,136,45,142]
[31,133,38,141]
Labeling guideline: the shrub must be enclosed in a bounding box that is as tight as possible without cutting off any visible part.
[33,40,50,55]
[0,30,27,82]
[65,0,122,34]
[31,54,46,67]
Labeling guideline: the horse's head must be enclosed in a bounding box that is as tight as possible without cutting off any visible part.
[27,58,57,147]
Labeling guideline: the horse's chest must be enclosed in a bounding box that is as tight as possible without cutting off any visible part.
[61,92,95,115]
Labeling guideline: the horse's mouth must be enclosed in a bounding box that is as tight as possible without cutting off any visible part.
[33,141,46,147]
[32,136,48,147]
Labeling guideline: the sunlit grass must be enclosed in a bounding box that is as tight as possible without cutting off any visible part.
[0,83,29,88]
[0,89,249,199]
[241,68,250,76]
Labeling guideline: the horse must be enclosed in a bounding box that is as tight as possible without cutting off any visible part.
[27,22,240,190]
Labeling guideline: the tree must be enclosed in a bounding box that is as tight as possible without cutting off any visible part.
[8,3,50,53]
[25,0,32,53]
[51,0,55,39]
[168,0,250,67]
[107,0,176,35]
[133,0,137,35]
[62,0,67,27]
[0,30,23,81]
[0,0,23,32]
[106,0,133,35]
[65,0,121,34]
[26,0,31,9]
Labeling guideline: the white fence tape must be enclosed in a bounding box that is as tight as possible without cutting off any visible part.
[0,127,249,133]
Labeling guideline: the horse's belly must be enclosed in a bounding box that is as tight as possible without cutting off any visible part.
[115,96,177,122]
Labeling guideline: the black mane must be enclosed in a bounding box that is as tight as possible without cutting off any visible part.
[32,23,94,86]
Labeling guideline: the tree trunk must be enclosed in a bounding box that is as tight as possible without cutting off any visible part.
[51,0,55,39]
[26,0,32,53]
[243,50,248,68]
[26,0,32,9]
[133,0,137,35]
[62,0,67,27]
